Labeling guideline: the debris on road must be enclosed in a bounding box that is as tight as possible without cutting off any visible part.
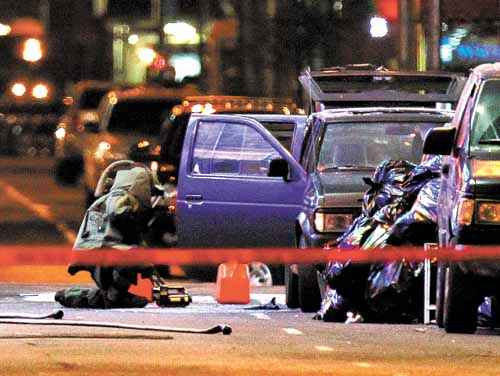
[0,318,232,335]
[244,297,281,310]
[0,310,63,320]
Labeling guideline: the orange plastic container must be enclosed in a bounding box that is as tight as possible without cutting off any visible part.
[216,263,250,304]
[128,274,153,302]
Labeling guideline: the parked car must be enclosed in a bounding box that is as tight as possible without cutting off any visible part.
[287,107,454,312]
[80,85,198,207]
[153,96,306,284]
[423,62,500,333]
[286,65,464,312]
[54,80,117,185]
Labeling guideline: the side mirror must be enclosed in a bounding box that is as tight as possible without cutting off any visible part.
[83,121,100,133]
[423,127,456,155]
[268,158,289,180]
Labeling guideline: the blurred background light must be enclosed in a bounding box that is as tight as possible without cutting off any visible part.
[22,38,43,62]
[32,83,49,99]
[11,83,26,97]
[128,34,139,45]
[370,16,389,38]
[0,23,11,36]
[163,22,199,45]
[169,53,201,82]
[137,47,156,65]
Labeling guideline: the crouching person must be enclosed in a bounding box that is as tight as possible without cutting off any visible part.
[56,161,161,309]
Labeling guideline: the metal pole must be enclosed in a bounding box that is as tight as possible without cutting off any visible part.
[428,0,441,70]
[399,0,410,69]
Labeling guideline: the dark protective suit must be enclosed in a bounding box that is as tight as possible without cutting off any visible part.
[56,166,157,308]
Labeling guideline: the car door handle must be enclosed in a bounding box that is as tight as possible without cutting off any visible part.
[185,194,203,201]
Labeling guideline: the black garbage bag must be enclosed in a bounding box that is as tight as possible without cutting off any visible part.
[336,216,378,248]
[386,178,440,245]
[362,160,416,217]
[365,261,424,323]
[324,260,370,302]
[400,155,442,202]
[321,157,441,323]
[313,287,351,322]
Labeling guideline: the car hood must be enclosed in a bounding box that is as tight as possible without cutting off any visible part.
[316,170,369,207]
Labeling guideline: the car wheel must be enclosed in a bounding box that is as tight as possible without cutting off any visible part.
[296,235,322,312]
[443,263,480,334]
[298,264,322,312]
[285,265,299,308]
[435,262,447,328]
[248,262,273,287]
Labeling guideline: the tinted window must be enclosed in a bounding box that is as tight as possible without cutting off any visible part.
[78,88,110,110]
[318,122,441,171]
[107,99,179,134]
[470,80,500,150]
[192,121,280,176]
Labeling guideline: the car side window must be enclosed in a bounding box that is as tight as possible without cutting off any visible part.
[191,121,280,177]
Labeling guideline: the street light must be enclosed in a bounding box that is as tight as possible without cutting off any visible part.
[370,16,389,38]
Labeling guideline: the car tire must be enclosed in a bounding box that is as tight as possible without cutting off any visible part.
[296,235,322,312]
[443,263,480,334]
[298,264,322,312]
[285,265,299,308]
[435,262,447,328]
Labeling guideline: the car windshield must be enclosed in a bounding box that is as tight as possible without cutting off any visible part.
[78,88,110,110]
[317,121,439,171]
[107,99,179,134]
[470,79,500,151]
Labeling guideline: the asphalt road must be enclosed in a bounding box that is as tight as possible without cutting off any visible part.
[0,156,499,376]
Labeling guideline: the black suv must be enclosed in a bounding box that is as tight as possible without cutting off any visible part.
[424,63,500,333]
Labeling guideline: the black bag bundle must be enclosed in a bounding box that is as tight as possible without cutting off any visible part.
[322,156,442,323]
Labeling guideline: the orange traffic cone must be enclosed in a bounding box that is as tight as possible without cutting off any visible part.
[216,263,250,304]
[129,273,153,302]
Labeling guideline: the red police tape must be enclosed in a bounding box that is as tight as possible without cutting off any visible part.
[0,245,499,266]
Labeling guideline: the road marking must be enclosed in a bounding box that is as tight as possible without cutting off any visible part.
[283,328,303,335]
[315,346,334,352]
[249,313,270,320]
[0,180,77,244]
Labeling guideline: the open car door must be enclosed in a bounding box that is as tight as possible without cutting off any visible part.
[299,65,466,112]
[177,114,306,248]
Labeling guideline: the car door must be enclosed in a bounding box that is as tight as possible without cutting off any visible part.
[438,78,478,244]
[177,115,307,248]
